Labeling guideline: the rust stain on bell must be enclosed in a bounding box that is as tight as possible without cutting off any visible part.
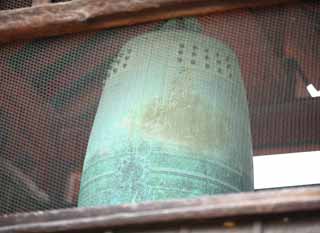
[78,19,254,207]
[139,95,231,152]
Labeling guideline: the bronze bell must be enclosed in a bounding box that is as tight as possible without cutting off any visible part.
[78,19,253,207]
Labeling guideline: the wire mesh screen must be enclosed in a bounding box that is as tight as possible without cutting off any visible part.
[0,0,32,10]
[0,2,319,215]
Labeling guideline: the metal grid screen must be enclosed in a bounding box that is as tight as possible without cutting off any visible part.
[0,2,319,214]
[0,0,32,10]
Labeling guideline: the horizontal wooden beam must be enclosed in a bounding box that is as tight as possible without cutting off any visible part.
[0,0,299,44]
[1,186,320,232]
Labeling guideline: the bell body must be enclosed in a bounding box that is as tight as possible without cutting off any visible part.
[78,24,253,207]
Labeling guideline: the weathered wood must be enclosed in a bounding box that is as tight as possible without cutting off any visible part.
[123,218,320,233]
[0,0,299,44]
[32,0,51,6]
[0,186,319,233]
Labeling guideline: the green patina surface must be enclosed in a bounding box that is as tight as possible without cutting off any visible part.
[78,19,253,207]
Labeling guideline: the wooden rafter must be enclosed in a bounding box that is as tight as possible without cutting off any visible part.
[0,0,299,44]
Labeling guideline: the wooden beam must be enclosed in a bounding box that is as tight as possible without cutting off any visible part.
[0,0,299,44]
[1,186,320,232]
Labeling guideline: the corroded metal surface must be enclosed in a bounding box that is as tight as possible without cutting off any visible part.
[79,19,252,207]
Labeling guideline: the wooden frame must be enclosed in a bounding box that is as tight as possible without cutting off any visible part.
[1,186,320,233]
[0,0,299,44]
[0,1,319,232]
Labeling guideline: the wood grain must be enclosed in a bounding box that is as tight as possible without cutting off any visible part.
[0,0,299,44]
[0,186,319,233]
